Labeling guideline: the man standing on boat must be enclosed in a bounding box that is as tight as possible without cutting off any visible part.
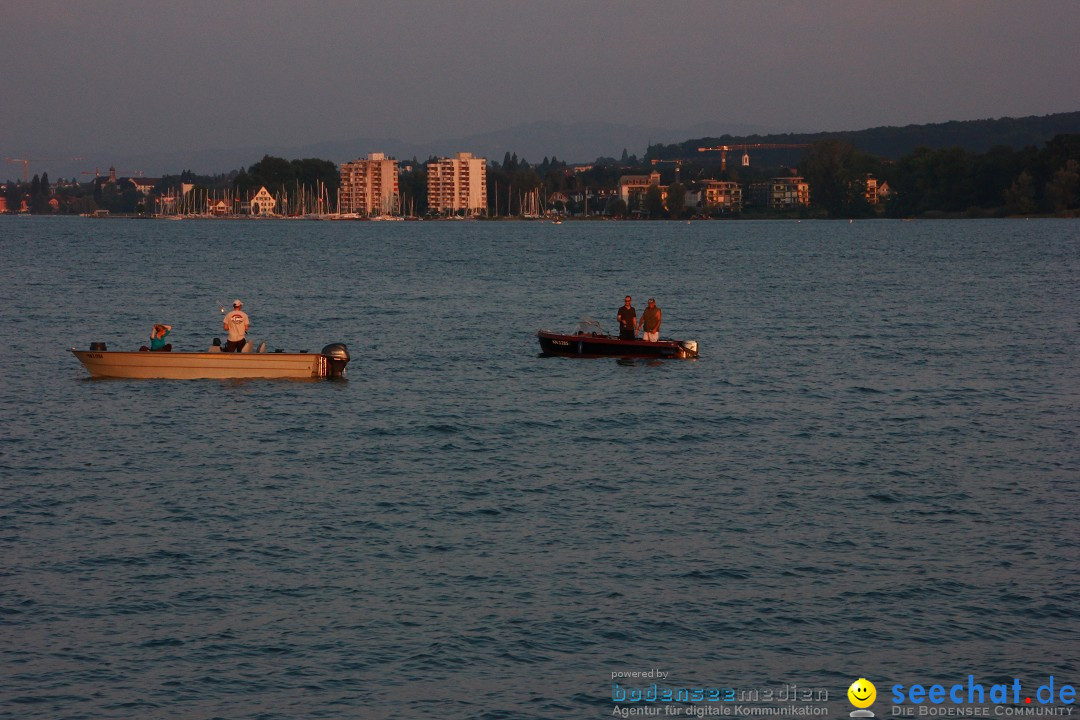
[641,298,662,342]
[223,299,250,352]
[617,295,637,340]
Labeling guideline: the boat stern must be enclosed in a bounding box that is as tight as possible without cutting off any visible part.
[320,343,350,378]
[677,340,699,359]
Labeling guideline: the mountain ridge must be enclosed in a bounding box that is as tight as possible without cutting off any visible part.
[5,112,1078,181]
[659,111,1080,160]
[87,120,774,179]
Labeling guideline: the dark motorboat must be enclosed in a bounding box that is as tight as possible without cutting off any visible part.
[537,319,698,359]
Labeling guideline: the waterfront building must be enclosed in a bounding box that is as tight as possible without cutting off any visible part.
[339,152,399,216]
[864,175,879,205]
[567,187,617,216]
[702,180,743,213]
[93,166,159,196]
[771,176,810,208]
[618,170,664,206]
[749,177,810,209]
[548,191,572,210]
[250,186,276,216]
[427,152,487,215]
[128,177,157,195]
[876,180,892,202]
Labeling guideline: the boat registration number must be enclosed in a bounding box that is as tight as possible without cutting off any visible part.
[551,340,569,346]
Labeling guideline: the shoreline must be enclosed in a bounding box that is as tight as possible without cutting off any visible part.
[5,212,1077,221]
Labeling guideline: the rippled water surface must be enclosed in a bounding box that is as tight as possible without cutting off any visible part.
[2,217,1078,719]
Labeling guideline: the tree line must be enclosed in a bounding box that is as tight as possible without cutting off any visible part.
[652,111,1080,161]
[6,135,1079,218]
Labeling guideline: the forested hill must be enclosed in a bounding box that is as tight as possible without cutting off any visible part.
[650,111,1080,160]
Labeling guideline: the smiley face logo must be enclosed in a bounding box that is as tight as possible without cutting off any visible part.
[848,678,877,709]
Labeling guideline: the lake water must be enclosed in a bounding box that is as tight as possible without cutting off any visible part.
[1,217,1078,719]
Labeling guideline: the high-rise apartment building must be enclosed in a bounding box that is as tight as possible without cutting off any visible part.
[427,152,487,215]
[339,153,399,216]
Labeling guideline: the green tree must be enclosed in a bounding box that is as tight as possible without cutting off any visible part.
[232,169,256,196]
[29,175,41,213]
[291,158,339,197]
[666,181,687,218]
[889,146,976,216]
[95,182,139,214]
[1046,159,1079,212]
[4,181,23,212]
[30,173,53,214]
[68,193,98,215]
[969,145,1024,209]
[1003,171,1037,215]
[247,155,296,190]
[801,140,852,215]
[644,185,665,218]
[399,163,427,216]
[606,197,627,217]
[799,140,878,217]
[1039,134,1080,178]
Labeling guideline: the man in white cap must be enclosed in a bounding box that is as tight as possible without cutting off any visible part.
[223,299,250,352]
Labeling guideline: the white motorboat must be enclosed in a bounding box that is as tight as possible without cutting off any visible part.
[71,343,350,380]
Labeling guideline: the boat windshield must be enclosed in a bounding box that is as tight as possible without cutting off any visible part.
[576,316,607,336]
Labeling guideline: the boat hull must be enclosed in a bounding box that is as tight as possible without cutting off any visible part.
[72,350,334,380]
[537,331,698,359]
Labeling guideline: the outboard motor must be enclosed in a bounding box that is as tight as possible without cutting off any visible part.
[679,340,699,359]
[90,342,108,351]
[320,343,350,379]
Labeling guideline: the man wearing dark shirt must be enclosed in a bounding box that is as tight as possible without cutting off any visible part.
[617,295,637,340]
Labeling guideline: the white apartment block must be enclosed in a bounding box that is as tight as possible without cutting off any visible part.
[339,152,399,216]
[618,171,663,204]
[427,152,487,215]
[750,177,810,209]
[702,180,743,212]
[770,176,810,208]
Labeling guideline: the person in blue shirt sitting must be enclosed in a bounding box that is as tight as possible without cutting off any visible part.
[141,323,173,352]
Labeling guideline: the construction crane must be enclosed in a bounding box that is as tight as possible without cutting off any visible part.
[5,159,29,181]
[697,144,809,172]
[650,158,685,183]
[4,156,83,182]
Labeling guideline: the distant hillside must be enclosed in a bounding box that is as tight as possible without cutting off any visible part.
[655,111,1080,160]
[44,120,775,180]
[8,113,1079,182]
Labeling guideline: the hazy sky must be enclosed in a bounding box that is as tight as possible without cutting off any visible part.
[4,0,1079,158]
